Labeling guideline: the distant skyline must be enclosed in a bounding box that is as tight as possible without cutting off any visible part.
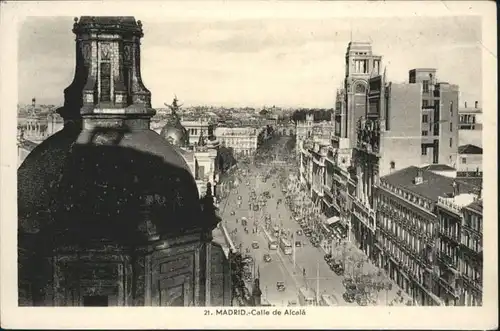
[19,16,482,108]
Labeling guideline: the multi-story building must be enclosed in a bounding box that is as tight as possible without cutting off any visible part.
[295,113,335,156]
[323,141,352,241]
[458,101,482,147]
[455,144,482,174]
[459,199,483,306]
[435,191,480,306]
[375,165,479,306]
[214,126,258,157]
[409,68,459,166]
[350,72,423,259]
[339,41,382,148]
[181,117,213,146]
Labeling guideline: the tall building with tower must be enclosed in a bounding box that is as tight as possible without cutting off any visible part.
[17,16,233,307]
[338,41,382,148]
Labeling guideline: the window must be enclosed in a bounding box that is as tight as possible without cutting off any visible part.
[421,146,427,155]
[450,101,453,115]
[390,161,395,169]
[449,138,453,148]
[461,157,467,164]
[355,84,366,94]
[422,114,429,123]
[100,62,111,102]
[422,131,428,136]
[422,100,429,108]
[449,122,453,132]
[423,80,429,93]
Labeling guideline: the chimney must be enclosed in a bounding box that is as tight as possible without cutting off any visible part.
[464,101,467,108]
[475,101,478,109]
[414,168,424,185]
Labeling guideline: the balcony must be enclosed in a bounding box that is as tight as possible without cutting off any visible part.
[312,185,324,197]
[437,197,463,215]
[439,253,459,273]
[355,118,381,156]
[352,196,376,220]
[439,227,460,243]
[438,276,461,298]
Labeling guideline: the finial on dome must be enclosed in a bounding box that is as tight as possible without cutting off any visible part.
[73,17,78,23]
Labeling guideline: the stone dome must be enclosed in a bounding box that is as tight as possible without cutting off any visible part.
[160,124,189,147]
[18,123,207,244]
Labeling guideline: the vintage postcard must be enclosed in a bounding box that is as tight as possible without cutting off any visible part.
[0,0,497,329]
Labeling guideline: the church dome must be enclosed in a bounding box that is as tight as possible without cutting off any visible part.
[17,17,214,245]
[160,124,189,147]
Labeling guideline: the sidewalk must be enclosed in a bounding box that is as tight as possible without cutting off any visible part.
[285,182,413,306]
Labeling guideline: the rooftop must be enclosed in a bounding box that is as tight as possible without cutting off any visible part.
[421,164,456,172]
[465,199,483,215]
[458,144,483,155]
[441,193,478,208]
[381,166,479,202]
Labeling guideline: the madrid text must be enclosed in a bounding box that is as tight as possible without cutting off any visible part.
[214,309,306,316]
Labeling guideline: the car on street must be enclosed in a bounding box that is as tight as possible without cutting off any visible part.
[272,183,276,188]
[238,195,242,200]
[331,261,344,275]
[230,211,235,216]
[252,241,260,249]
[295,241,302,247]
[296,229,303,236]
[276,281,286,292]
[242,256,254,264]
[263,253,272,262]
[342,291,356,303]
[304,230,312,237]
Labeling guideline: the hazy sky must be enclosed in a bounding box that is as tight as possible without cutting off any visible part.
[18,16,482,108]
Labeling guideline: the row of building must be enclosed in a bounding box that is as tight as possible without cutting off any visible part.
[295,41,483,306]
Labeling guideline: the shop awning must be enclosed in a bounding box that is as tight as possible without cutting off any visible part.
[326,216,340,225]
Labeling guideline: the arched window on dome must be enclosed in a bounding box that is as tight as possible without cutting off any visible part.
[355,84,367,94]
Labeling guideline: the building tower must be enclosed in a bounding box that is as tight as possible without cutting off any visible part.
[18,16,231,307]
[342,42,382,148]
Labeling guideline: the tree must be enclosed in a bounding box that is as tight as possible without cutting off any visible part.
[217,146,237,174]
[259,108,269,116]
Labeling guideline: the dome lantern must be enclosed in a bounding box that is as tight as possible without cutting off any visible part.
[58,16,155,125]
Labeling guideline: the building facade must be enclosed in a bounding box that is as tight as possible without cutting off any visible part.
[214,126,258,157]
[455,144,482,174]
[375,166,480,306]
[458,199,483,306]
[181,117,213,146]
[409,68,459,166]
[435,192,479,306]
[458,101,482,147]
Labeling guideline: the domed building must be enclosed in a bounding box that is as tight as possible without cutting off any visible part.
[158,109,221,200]
[160,103,190,148]
[17,16,232,307]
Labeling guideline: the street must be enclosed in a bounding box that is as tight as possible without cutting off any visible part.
[219,136,410,307]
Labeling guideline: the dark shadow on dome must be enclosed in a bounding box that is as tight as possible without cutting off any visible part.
[18,125,219,247]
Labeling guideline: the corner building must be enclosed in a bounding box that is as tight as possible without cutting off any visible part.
[375,166,478,306]
[17,17,231,307]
